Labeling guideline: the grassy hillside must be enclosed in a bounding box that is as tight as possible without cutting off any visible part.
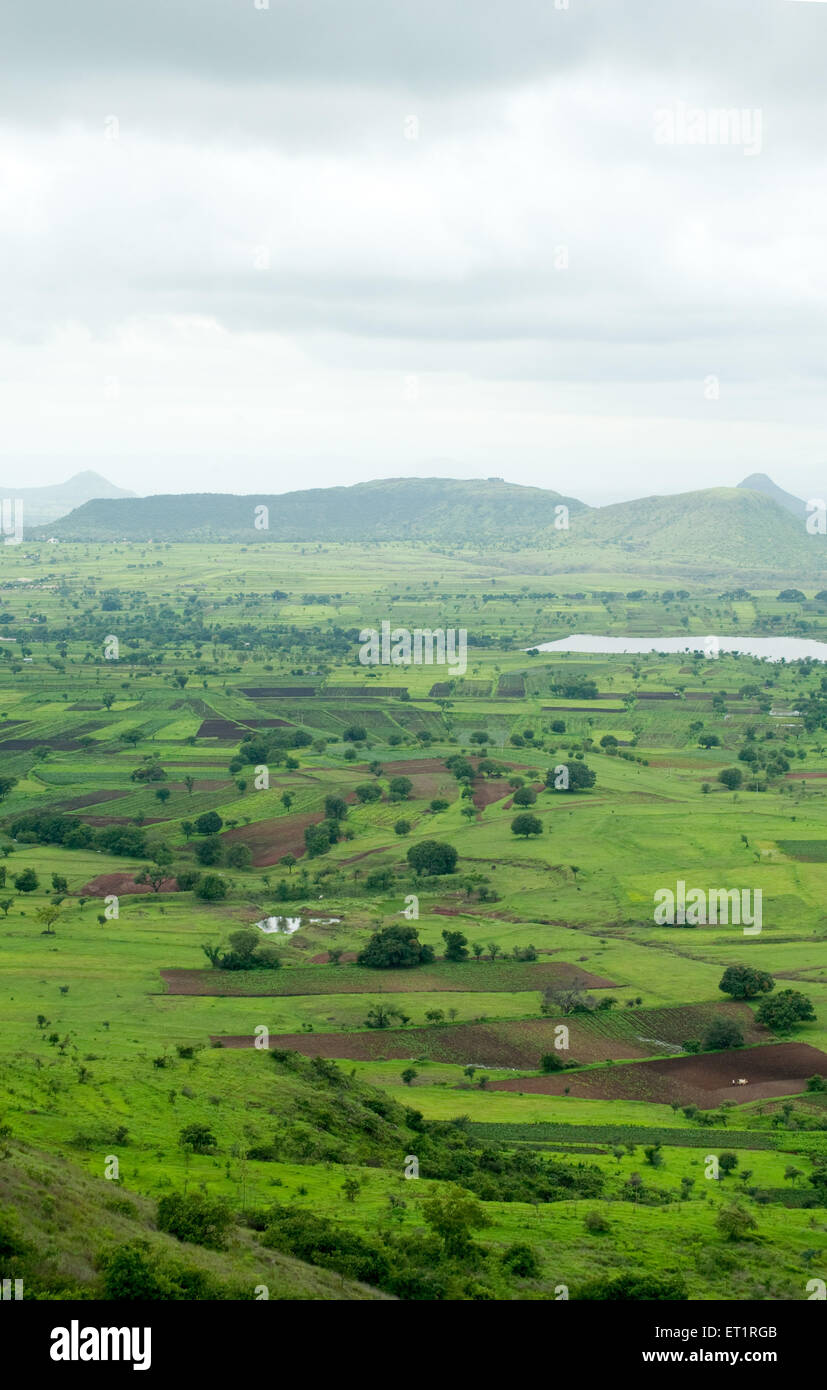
[541,487,821,577]
[0,1138,389,1300]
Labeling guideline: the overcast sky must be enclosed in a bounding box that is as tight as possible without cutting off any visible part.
[1,0,826,504]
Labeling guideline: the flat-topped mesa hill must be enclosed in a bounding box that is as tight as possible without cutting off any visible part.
[34,476,586,544]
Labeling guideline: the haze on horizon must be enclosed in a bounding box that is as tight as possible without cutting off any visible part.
[1,0,827,505]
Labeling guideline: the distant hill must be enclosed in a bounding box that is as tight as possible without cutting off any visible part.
[1,470,135,528]
[36,476,587,543]
[737,472,807,520]
[30,473,824,576]
[537,486,820,577]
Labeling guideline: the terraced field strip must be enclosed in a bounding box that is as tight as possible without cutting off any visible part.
[162,960,617,996]
[465,1123,790,1151]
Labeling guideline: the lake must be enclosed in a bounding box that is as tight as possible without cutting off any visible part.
[529,635,827,662]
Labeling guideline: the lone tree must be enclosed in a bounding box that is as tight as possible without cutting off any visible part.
[407,841,458,876]
[388,776,413,802]
[756,990,815,1034]
[718,767,743,790]
[719,965,775,1000]
[135,861,171,893]
[35,903,61,935]
[511,813,542,838]
[179,1122,217,1154]
[442,929,469,962]
[357,924,435,970]
[422,1185,487,1258]
[716,1203,757,1242]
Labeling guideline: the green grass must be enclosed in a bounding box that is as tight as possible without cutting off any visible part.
[0,541,826,1300]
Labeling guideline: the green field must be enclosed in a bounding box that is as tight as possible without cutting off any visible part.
[1,541,826,1301]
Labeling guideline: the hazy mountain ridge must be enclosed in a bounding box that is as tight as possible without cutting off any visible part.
[0,470,135,527]
[537,486,821,576]
[737,472,807,520]
[35,477,586,543]
[27,473,825,575]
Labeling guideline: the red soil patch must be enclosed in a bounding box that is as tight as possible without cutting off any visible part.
[171,959,617,998]
[78,871,178,896]
[310,951,359,964]
[489,1042,827,1109]
[210,1016,642,1066]
[222,813,324,865]
[472,779,512,809]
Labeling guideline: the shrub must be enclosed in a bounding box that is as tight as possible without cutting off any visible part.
[354,783,382,803]
[99,1241,223,1300]
[226,844,252,869]
[716,1203,757,1241]
[540,1053,565,1073]
[175,869,201,891]
[576,1272,687,1300]
[196,874,227,901]
[195,837,223,866]
[500,1243,541,1277]
[179,1123,217,1153]
[703,1018,744,1050]
[156,1192,233,1250]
